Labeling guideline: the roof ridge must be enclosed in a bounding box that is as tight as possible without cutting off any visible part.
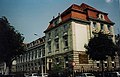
[80,3,97,11]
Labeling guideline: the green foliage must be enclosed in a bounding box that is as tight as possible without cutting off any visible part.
[0,16,25,63]
[116,34,120,55]
[85,32,118,61]
[51,56,64,73]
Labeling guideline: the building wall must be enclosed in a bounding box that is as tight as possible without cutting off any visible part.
[45,21,73,57]
[16,38,45,74]
[71,21,89,51]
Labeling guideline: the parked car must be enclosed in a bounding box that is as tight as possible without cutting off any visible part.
[29,73,40,77]
[75,73,95,77]
[113,72,120,77]
[29,73,48,77]
[105,72,120,77]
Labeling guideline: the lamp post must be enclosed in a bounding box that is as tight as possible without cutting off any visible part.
[34,33,41,37]
[72,62,76,77]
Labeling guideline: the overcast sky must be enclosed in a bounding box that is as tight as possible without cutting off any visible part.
[0,0,120,43]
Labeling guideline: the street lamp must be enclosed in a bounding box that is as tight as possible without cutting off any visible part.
[34,33,44,77]
[34,33,41,37]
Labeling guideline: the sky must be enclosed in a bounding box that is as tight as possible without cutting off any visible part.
[0,0,120,43]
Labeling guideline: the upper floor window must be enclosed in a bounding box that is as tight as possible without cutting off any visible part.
[55,39,59,50]
[35,50,37,59]
[42,47,45,56]
[55,58,59,64]
[98,14,104,20]
[55,29,58,37]
[112,63,115,67]
[97,63,99,68]
[64,56,68,62]
[100,23,104,30]
[31,51,34,59]
[93,22,96,28]
[48,32,51,41]
[54,20,59,26]
[28,52,30,60]
[107,25,111,31]
[26,54,27,61]
[38,49,41,57]
[48,41,51,53]
[63,36,68,47]
[63,24,68,31]
[48,32,51,36]
[65,56,69,67]
[101,15,103,19]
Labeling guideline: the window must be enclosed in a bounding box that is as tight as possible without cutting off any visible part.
[28,52,30,60]
[55,39,59,50]
[55,29,58,37]
[105,63,107,67]
[31,51,34,59]
[65,56,68,61]
[35,50,37,58]
[40,49,43,57]
[42,47,45,56]
[112,63,114,67]
[63,24,68,31]
[26,54,27,61]
[101,23,104,30]
[101,15,103,20]
[97,63,99,67]
[55,58,59,64]
[107,25,111,31]
[38,49,41,57]
[63,36,68,47]
[48,42,51,53]
[93,22,96,28]
[98,14,104,20]
[48,32,51,39]
[65,56,69,67]
[54,20,59,26]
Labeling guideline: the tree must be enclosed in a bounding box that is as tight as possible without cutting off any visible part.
[0,16,25,75]
[116,34,120,55]
[115,34,120,70]
[85,32,118,77]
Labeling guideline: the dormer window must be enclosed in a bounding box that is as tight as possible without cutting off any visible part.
[54,20,58,26]
[98,14,104,20]
[101,15,103,19]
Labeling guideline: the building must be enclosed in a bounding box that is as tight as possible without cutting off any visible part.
[44,3,119,73]
[16,3,119,75]
[16,36,45,74]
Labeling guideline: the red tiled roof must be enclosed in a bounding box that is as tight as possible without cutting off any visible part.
[79,3,97,11]
[71,11,87,21]
[104,15,112,23]
[87,10,98,19]
[44,3,114,32]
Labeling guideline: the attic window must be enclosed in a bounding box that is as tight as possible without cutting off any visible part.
[54,20,58,26]
[98,14,104,20]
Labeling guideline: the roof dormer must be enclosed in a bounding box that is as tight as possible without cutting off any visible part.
[98,13,105,20]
